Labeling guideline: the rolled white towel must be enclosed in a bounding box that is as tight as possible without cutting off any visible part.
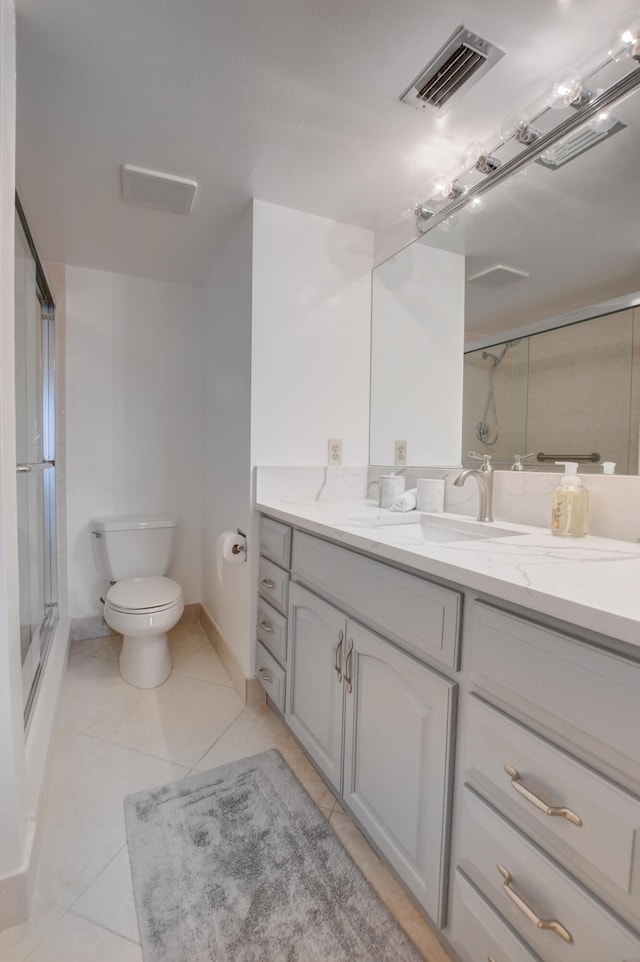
[390,488,417,512]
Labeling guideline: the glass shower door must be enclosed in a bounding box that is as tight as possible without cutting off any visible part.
[15,204,57,725]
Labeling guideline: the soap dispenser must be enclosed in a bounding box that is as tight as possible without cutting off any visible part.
[551,462,588,537]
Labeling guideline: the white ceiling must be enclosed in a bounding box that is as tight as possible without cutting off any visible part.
[14,0,639,286]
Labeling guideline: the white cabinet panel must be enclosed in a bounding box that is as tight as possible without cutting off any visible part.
[468,601,640,791]
[343,620,456,927]
[449,868,543,962]
[256,599,287,664]
[465,695,640,924]
[287,583,345,792]
[259,516,292,568]
[459,786,640,962]
[255,642,286,713]
[258,556,289,615]
[292,531,461,669]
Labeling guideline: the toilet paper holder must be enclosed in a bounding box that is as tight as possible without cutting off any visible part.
[232,528,247,557]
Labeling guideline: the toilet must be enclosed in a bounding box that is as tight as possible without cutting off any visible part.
[90,515,184,688]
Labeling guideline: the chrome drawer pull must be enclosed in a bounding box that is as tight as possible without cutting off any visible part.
[260,579,276,590]
[333,630,344,683]
[504,764,583,826]
[257,667,273,684]
[497,864,572,944]
[344,638,354,694]
[259,619,274,633]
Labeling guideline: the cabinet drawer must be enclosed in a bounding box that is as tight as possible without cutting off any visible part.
[255,641,285,712]
[459,786,640,962]
[258,557,289,615]
[292,531,461,669]
[465,695,640,922]
[259,516,292,569]
[449,868,542,962]
[256,599,287,665]
[468,601,640,789]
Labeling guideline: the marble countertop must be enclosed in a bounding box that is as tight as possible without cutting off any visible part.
[256,497,640,647]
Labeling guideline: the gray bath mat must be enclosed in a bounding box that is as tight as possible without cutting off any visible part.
[124,748,425,962]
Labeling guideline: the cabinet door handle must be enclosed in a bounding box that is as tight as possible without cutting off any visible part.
[333,630,344,683]
[260,579,276,590]
[343,638,354,694]
[497,864,572,944]
[257,667,273,684]
[504,764,583,827]
[259,619,274,633]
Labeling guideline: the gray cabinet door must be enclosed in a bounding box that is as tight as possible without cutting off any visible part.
[342,620,457,928]
[287,582,346,793]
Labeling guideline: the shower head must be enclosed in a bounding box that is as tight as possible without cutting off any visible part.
[482,338,521,366]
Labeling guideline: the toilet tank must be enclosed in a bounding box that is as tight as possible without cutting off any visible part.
[90,515,179,582]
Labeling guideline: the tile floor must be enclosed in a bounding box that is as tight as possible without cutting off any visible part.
[1,621,453,962]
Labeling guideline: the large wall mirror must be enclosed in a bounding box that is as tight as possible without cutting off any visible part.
[370,51,640,473]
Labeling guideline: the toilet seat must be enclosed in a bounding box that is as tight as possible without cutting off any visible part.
[106,576,182,614]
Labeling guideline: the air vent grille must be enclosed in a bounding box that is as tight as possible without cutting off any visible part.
[417,44,485,108]
[401,27,503,112]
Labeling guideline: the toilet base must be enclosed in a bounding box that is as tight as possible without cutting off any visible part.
[119,632,172,689]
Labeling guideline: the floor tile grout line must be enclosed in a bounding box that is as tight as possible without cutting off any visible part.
[67,908,141,947]
[188,704,250,771]
[59,728,193,771]
[67,841,129,914]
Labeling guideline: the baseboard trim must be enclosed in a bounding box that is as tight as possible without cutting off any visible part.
[200,605,264,708]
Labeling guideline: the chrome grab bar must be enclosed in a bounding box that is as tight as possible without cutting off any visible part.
[504,764,582,826]
[497,864,572,943]
[537,452,600,463]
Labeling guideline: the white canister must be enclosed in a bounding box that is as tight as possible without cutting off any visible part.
[378,474,405,508]
[416,478,445,513]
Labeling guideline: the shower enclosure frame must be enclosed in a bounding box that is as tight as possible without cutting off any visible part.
[15,193,58,732]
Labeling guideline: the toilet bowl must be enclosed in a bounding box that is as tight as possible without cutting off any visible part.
[104,576,184,688]
[90,514,183,689]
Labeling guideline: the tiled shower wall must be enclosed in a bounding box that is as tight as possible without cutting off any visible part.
[463,307,640,474]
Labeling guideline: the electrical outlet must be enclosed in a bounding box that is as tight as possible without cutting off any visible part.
[328,438,342,465]
[394,440,407,466]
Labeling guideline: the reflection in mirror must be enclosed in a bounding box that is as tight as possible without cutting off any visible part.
[462,307,639,473]
[370,51,640,472]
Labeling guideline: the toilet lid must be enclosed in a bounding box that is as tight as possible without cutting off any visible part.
[107,576,182,613]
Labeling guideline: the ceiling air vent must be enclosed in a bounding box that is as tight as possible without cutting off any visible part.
[401,26,504,112]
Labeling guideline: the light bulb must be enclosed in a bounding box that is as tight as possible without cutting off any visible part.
[498,111,529,143]
[547,76,583,108]
[465,196,485,214]
[438,213,459,232]
[588,110,614,134]
[608,23,640,60]
[430,173,454,199]
[461,141,487,169]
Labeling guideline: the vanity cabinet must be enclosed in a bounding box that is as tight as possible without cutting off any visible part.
[287,579,456,927]
[256,511,640,960]
[448,599,640,962]
[255,517,292,711]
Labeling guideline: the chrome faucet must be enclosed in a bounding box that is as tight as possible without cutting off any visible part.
[453,452,494,522]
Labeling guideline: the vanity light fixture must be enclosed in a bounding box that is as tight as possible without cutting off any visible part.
[413,25,640,234]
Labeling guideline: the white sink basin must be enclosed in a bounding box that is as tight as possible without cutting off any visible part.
[346,513,523,544]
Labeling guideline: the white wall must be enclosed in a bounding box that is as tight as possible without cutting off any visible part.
[251,201,373,466]
[201,206,253,677]
[370,242,465,466]
[0,0,30,921]
[65,265,204,619]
